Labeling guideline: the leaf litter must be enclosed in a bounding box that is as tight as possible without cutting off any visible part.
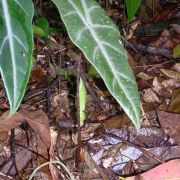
[0,0,180,179]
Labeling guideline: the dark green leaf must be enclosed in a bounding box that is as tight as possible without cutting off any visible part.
[52,0,140,130]
[0,0,34,116]
[35,17,49,36]
[125,0,141,21]
[33,24,47,36]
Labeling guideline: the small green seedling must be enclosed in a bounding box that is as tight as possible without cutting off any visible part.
[79,78,87,126]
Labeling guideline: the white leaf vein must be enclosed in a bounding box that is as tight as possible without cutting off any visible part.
[2,0,17,104]
[14,0,29,17]
[67,0,138,119]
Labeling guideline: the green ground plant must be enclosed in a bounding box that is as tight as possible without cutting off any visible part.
[0,0,141,130]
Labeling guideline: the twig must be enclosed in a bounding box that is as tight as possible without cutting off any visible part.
[75,57,82,169]
[10,129,19,176]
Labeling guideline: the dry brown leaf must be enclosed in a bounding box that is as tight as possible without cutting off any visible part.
[103,114,132,129]
[19,109,51,153]
[0,112,25,133]
[160,69,180,79]
[31,67,46,84]
[84,150,98,174]
[0,132,8,141]
[49,127,59,180]
[127,53,137,68]
[162,79,180,88]
[81,123,101,140]
[152,77,163,94]
[143,88,160,103]
[136,72,153,80]
[150,29,173,49]
[158,109,180,144]
[84,150,109,180]
[1,149,32,176]
[126,21,139,40]
[168,89,180,113]
[0,110,58,179]
[20,109,58,179]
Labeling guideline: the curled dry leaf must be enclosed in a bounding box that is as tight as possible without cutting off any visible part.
[143,88,160,103]
[126,21,139,40]
[158,109,180,144]
[160,69,180,79]
[137,72,153,80]
[152,77,163,95]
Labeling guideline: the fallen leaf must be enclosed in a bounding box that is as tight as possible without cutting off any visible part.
[88,126,168,174]
[81,123,101,140]
[103,114,132,129]
[31,67,46,84]
[160,69,180,79]
[1,149,32,176]
[137,72,153,80]
[158,109,180,144]
[84,150,98,174]
[143,88,160,103]
[0,110,58,179]
[20,109,58,179]
[162,79,180,88]
[19,109,51,156]
[152,77,163,95]
[0,112,25,133]
[168,88,180,113]
[127,52,137,68]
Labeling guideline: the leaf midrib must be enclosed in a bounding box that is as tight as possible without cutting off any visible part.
[68,0,138,120]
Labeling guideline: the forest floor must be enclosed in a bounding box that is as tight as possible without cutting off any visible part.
[0,0,180,179]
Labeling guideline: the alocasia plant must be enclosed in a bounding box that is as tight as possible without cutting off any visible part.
[52,0,140,130]
[0,0,140,130]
